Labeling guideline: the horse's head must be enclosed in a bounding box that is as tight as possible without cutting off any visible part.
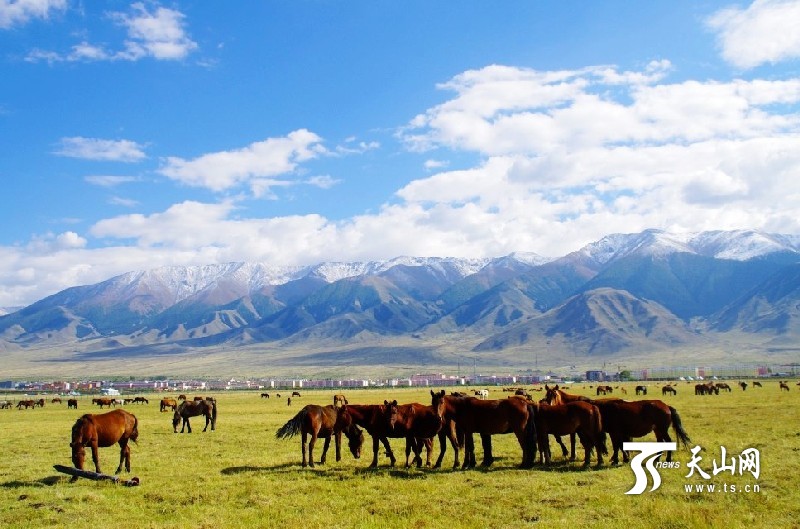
[70,416,90,469]
[431,389,447,419]
[543,385,561,405]
[383,400,400,429]
[346,424,364,459]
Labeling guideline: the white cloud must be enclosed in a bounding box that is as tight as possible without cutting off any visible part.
[84,175,138,187]
[109,196,140,208]
[0,0,65,29]
[56,137,147,162]
[707,0,800,69]
[159,129,326,193]
[24,2,197,63]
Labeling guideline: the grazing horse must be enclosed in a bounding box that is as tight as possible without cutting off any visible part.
[160,398,177,412]
[780,381,790,391]
[532,400,606,467]
[752,381,762,388]
[635,386,647,396]
[739,381,748,391]
[52,397,63,404]
[596,385,613,396]
[67,398,79,409]
[716,383,732,392]
[276,404,364,468]
[292,391,301,398]
[474,389,489,400]
[333,394,348,408]
[662,385,677,396]
[340,403,397,467]
[92,397,115,408]
[172,398,217,433]
[132,397,149,404]
[17,399,36,409]
[383,398,446,468]
[70,409,138,480]
[261,393,270,399]
[431,390,536,469]
[0,400,12,409]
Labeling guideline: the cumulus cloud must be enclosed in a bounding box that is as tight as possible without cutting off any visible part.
[24,2,197,63]
[0,0,66,29]
[56,137,147,162]
[159,129,327,193]
[707,0,800,69]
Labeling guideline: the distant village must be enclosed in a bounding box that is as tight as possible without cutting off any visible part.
[1,362,793,395]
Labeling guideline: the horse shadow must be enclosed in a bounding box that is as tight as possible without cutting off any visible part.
[1,476,65,489]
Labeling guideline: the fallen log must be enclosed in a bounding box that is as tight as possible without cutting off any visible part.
[53,464,140,486]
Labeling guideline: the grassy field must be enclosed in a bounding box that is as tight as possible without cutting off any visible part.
[0,382,798,529]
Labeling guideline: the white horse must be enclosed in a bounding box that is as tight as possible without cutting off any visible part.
[477,389,489,400]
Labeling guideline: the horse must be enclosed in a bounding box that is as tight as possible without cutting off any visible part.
[67,398,79,409]
[276,404,364,468]
[431,390,536,469]
[173,398,217,433]
[52,397,63,404]
[0,400,12,409]
[261,393,271,399]
[662,385,677,396]
[333,394,348,408]
[739,381,748,391]
[177,394,188,401]
[635,386,647,396]
[716,382,732,392]
[17,399,36,409]
[752,381,763,388]
[70,409,138,480]
[531,400,606,467]
[591,399,691,465]
[780,381,790,391]
[596,385,613,396]
[339,403,397,467]
[383,398,446,468]
[474,389,489,400]
[160,398,177,412]
[132,397,149,404]
[292,391,301,398]
[92,397,115,408]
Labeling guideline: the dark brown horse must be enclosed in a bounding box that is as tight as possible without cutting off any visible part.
[752,381,763,388]
[431,390,536,469]
[70,409,138,480]
[780,381,790,391]
[635,386,647,395]
[339,403,397,467]
[383,398,446,468]
[333,394,348,408]
[531,400,606,467]
[276,404,364,467]
[67,398,79,409]
[172,398,217,433]
[662,385,677,396]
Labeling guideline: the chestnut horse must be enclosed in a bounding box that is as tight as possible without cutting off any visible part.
[531,400,606,467]
[276,404,364,467]
[431,390,536,469]
[70,409,138,480]
[173,398,217,433]
[383,398,446,468]
[338,403,397,467]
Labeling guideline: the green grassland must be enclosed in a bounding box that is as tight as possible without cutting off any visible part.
[0,383,798,529]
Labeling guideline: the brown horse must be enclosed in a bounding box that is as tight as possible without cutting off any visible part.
[52,397,63,404]
[531,400,606,467]
[662,385,677,396]
[276,404,364,467]
[635,386,647,396]
[132,397,149,404]
[160,398,177,412]
[431,390,536,469]
[333,394,348,408]
[739,381,748,391]
[596,385,613,396]
[70,409,139,480]
[383,398,446,468]
[17,399,36,409]
[752,381,763,388]
[542,385,690,464]
[67,398,79,409]
[173,398,217,433]
[338,403,397,467]
[92,397,115,408]
[780,381,790,391]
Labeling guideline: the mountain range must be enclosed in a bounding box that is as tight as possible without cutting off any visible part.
[2,228,800,376]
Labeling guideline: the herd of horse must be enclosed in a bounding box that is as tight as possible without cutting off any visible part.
[276,385,694,471]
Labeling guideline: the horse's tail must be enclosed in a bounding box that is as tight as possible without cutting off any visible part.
[276,408,308,439]
[131,415,140,444]
[593,405,608,455]
[211,399,218,427]
[668,406,691,449]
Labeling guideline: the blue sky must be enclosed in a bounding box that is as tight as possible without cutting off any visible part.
[2,0,800,308]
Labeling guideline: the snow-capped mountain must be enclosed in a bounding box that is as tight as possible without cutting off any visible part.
[2,229,799,370]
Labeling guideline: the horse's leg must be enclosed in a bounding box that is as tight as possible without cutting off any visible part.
[301,431,308,467]
[379,436,396,467]
[424,438,433,467]
[479,433,494,467]
[90,441,101,473]
[404,437,413,468]
[570,433,577,461]
[462,433,474,469]
[308,432,318,468]
[320,436,331,465]
[433,430,447,468]
[577,432,592,468]
[514,428,528,468]
[203,412,210,432]
[116,439,130,474]
[334,431,342,462]
[369,435,380,468]
[554,435,569,459]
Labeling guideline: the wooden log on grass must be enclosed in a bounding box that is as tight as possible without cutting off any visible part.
[53,464,140,486]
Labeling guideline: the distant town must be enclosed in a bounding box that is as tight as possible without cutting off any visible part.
[2,362,796,395]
